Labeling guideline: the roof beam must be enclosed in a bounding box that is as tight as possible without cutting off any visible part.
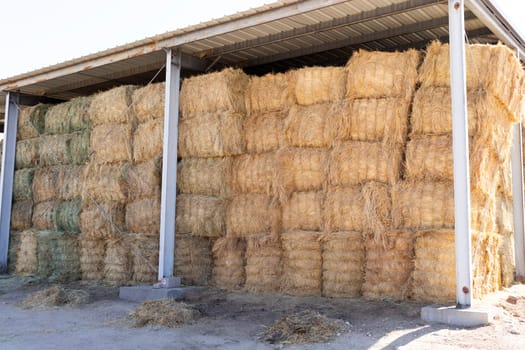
[239,12,476,67]
[200,0,445,59]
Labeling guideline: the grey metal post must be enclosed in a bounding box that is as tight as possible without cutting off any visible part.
[511,122,525,277]
[158,49,181,280]
[0,92,19,273]
[449,0,473,308]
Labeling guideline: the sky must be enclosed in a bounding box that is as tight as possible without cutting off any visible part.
[0,0,524,80]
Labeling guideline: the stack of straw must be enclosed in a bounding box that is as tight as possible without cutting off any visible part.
[178,68,249,287]
[337,50,420,300]
[403,41,525,302]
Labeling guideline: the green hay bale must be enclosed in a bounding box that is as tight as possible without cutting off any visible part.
[13,169,35,201]
[68,96,92,132]
[45,97,93,135]
[55,199,81,233]
[17,104,48,140]
[36,230,81,281]
[39,132,90,166]
[69,132,90,165]
[45,103,70,135]
[15,138,40,169]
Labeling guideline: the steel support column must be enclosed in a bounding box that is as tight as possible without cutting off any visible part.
[511,122,525,277]
[449,0,473,308]
[0,92,19,272]
[158,49,181,280]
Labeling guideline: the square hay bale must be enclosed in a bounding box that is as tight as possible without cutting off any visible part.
[32,166,62,203]
[243,112,286,153]
[392,181,496,233]
[126,232,159,283]
[79,234,106,281]
[46,98,92,134]
[83,163,130,203]
[363,231,414,301]
[91,123,132,164]
[346,49,420,99]
[329,141,402,186]
[499,232,515,287]
[338,98,409,145]
[176,194,226,238]
[132,82,165,123]
[282,191,323,232]
[245,235,282,293]
[245,72,292,114]
[88,85,136,126]
[226,194,280,237]
[126,198,160,234]
[285,103,336,148]
[80,201,126,239]
[495,194,514,235]
[128,157,162,200]
[11,200,33,231]
[212,237,246,290]
[40,132,90,166]
[32,200,58,230]
[177,157,232,197]
[104,239,131,284]
[412,230,501,302]
[15,138,40,169]
[17,104,48,140]
[324,186,364,233]
[13,168,35,202]
[133,118,163,162]
[55,199,82,233]
[293,66,346,106]
[15,229,38,275]
[362,182,392,242]
[174,233,213,286]
[321,231,364,298]
[180,68,249,116]
[419,42,525,119]
[178,111,244,158]
[45,100,73,135]
[59,165,85,200]
[8,231,22,274]
[281,231,322,296]
[276,148,328,197]
[232,153,276,195]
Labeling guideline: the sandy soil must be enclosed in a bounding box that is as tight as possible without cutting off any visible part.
[0,276,524,350]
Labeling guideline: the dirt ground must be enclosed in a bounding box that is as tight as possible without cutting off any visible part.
[1,276,525,350]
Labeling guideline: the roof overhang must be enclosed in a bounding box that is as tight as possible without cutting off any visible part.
[1,0,523,126]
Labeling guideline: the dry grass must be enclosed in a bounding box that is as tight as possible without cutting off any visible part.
[132,82,165,122]
[79,201,126,239]
[88,85,136,126]
[91,123,132,164]
[261,310,347,345]
[128,157,162,200]
[174,233,212,286]
[324,186,364,233]
[176,194,226,238]
[78,235,106,281]
[232,153,276,195]
[11,200,33,231]
[32,200,58,230]
[285,103,337,148]
[212,237,246,290]
[13,169,35,202]
[133,118,163,162]
[243,112,286,153]
[32,166,61,203]
[104,239,131,283]
[82,163,130,203]
[245,235,282,293]
[129,299,200,327]
[19,286,90,309]
[245,72,293,114]
[15,138,39,169]
[293,66,346,105]
[282,191,323,232]
[177,157,232,197]
[125,198,160,234]
[226,194,280,237]
[17,104,48,140]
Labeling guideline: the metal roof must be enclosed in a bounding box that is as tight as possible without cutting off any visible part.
[1,0,523,124]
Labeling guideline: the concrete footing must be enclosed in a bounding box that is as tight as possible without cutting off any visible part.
[421,305,498,327]
[119,285,206,302]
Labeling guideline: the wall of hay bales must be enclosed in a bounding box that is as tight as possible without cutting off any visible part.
[6,41,524,303]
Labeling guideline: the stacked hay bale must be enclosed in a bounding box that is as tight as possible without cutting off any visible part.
[400,42,525,302]
[337,50,420,300]
[176,68,249,287]
[82,86,135,283]
[126,83,165,283]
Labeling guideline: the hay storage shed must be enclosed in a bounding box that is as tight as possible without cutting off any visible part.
[1,0,525,310]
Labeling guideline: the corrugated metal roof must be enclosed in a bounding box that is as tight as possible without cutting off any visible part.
[0,0,522,124]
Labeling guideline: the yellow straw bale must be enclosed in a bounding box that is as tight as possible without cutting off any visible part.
[293,66,346,105]
[17,104,48,140]
[362,182,392,243]
[338,98,409,144]
[128,157,162,200]
[276,148,328,197]
[245,235,282,293]
[232,153,276,195]
[346,49,420,99]
[91,123,132,164]
[321,231,364,298]
[177,157,232,197]
[281,231,322,296]
[285,103,336,148]
[495,194,514,235]
[245,72,292,114]
[176,194,225,238]
[243,112,286,153]
[127,232,159,283]
[324,186,364,233]
[83,163,129,203]
[32,200,58,230]
[126,198,160,234]
[226,194,279,237]
[329,141,402,186]
[133,118,163,162]
[180,68,249,116]
[15,229,38,275]
[282,191,323,232]
[32,167,61,203]
[499,232,515,287]
[11,200,33,231]
[178,111,244,158]
[80,201,126,239]
[212,237,246,290]
[132,82,165,123]
[174,233,212,286]
[104,239,131,284]
[15,138,40,169]
[88,85,136,126]
[78,234,106,281]
[60,165,85,200]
